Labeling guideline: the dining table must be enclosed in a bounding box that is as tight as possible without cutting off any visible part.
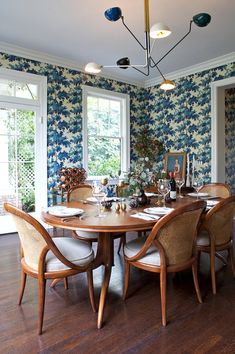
[41,196,210,329]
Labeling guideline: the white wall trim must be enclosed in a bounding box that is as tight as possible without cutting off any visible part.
[0,41,142,87]
[1,41,235,89]
[145,52,235,88]
[211,77,235,182]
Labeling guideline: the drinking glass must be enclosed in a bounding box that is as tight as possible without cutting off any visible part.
[158,179,170,207]
[175,178,185,198]
[192,178,203,199]
[92,181,107,217]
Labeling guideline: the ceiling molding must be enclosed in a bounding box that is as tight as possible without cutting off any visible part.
[144,52,235,88]
[0,41,143,87]
[1,42,234,90]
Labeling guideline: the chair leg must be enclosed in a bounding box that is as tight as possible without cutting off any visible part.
[63,277,69,290]
[228,246,235,277]
[210,250,217,295]
[123,261,130,300]
[117,238,123,254]
[192,260,202,303]
[18,270,27,305]
[38,277,46,335]
[160,268,167,326]
[87,270,96,313]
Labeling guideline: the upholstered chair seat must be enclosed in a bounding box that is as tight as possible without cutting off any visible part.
[46,238,94,272]
[196,231,210,247]
[124,237,161,266]
[74,230,98,240]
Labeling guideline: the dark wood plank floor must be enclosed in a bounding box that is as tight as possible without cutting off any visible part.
[1,230,235,354]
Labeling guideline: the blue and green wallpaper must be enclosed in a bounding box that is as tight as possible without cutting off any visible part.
[0,51,235,200]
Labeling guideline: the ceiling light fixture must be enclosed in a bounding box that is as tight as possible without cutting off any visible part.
[85,0,211,90]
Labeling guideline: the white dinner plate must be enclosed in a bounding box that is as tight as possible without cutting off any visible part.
[143,207,173,215]
[206,200,219,207]
[145,192,159,197]
[188,192,209,198]
[48,206,84,217]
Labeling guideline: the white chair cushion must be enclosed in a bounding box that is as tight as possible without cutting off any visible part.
[46,238,94,271]
[75,230,98,240]
[124,237,161,266]
[197,230,210,246]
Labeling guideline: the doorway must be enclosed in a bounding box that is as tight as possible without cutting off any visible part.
[211,76,235,190]
[0,68,47,234]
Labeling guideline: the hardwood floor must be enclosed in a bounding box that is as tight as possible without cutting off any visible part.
[1,230,235,354]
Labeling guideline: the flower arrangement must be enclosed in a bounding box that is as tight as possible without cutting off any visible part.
[128,157,153,194]
[128,127,164,194]
[133,127,164,162]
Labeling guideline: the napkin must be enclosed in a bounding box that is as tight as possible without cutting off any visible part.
[130,212,160,221]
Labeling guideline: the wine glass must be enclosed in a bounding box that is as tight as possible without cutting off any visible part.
[92,181,107,217]
[175,178,185,198]
[192,178,203,199]
[158,179,170,207]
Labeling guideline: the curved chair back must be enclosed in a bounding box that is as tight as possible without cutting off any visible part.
[155,201,206,266]
[4,203,89,271]
[133,200,206,267]
[67,184,92,202]
[198,183,231,198]
[201,195,235,246]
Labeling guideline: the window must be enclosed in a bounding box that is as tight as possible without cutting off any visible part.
[83,86,130,178]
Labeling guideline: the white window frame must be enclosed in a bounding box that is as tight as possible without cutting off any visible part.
[0,67,48,211]
[82,85,130,180]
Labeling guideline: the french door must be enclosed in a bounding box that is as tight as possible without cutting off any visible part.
[0,68,47,234]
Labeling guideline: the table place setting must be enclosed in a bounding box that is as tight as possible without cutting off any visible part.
[47,206,84,217]
[143,207,173,215]
[130,212,160,221]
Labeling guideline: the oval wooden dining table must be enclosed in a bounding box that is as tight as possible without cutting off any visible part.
[41,197,198,329]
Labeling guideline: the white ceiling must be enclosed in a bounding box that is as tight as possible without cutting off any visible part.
[0,0,235,86]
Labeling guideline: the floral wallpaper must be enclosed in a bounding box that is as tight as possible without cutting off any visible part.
[225,88,235,194]
[147,63,235,183]
[0,51,235,203]
[0,52,147,203]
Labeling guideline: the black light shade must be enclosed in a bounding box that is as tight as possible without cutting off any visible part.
[104,7,122,22]
[193,13,211,27]
[116,57,130,69]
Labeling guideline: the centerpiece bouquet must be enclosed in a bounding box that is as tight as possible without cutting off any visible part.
[128,126,164,198]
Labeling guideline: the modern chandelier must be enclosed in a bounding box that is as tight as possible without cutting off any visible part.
[85,0,211,90]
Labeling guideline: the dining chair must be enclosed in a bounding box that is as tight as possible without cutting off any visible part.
[198,183,231,198]
[123,200,206,326]
[67,184,126,254]
[4,202,96,335]
[196,195,235,294]
[68,184,99,243]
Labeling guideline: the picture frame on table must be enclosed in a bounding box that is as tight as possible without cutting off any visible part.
[164,152,187,179]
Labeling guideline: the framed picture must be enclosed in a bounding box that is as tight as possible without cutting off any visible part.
[164,152,187,179]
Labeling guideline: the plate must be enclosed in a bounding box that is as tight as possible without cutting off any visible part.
[206,200,219,207]
[145,192,159,197]
[188,192,209,198]
[86,197,99,203]
[143,207,173,215]
[48,206,84,217]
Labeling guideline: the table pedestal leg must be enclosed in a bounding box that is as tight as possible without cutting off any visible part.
[96,232,113,329]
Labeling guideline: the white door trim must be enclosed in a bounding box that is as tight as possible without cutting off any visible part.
[0,67,48,211]
[211,77,235,182]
